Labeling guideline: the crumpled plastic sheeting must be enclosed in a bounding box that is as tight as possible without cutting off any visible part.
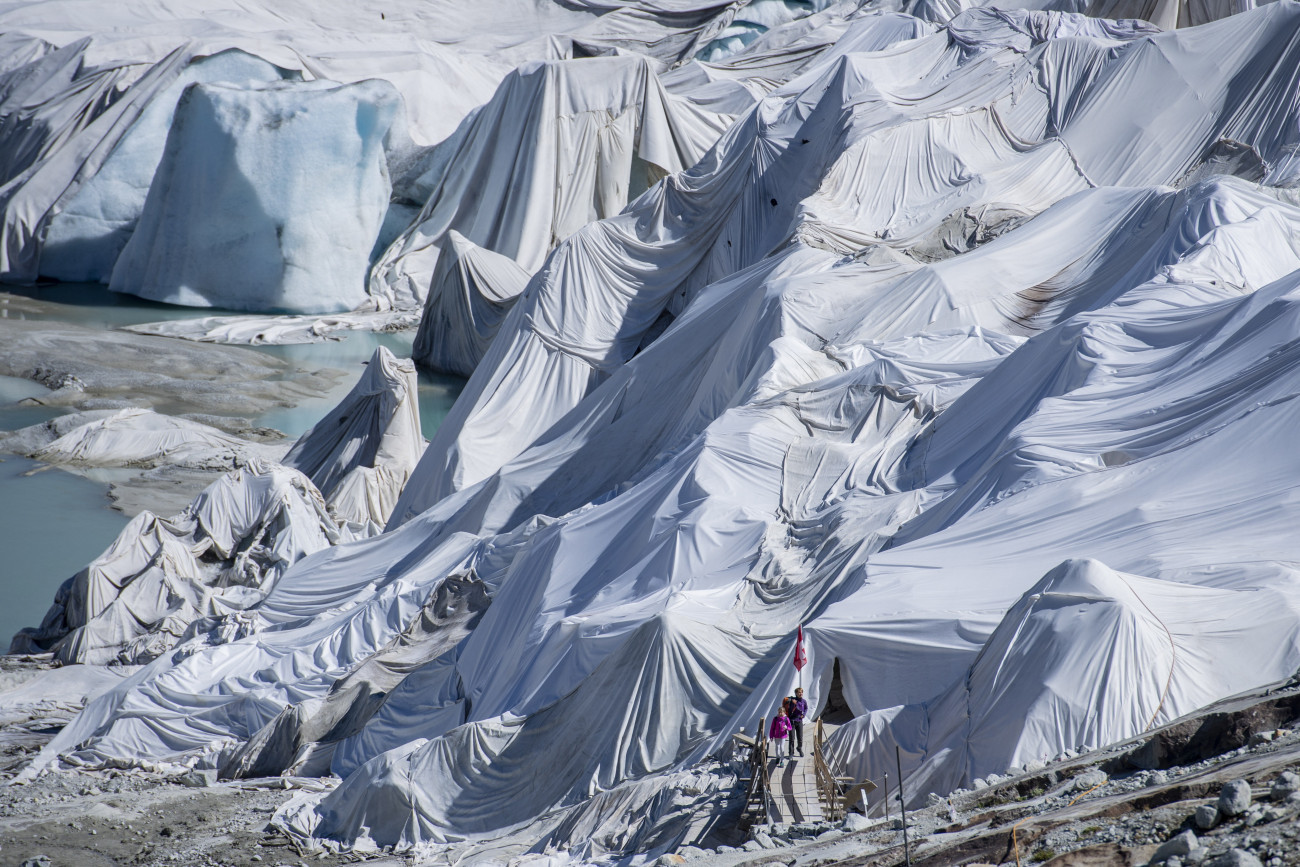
[27,407,281,469]
[823,558,1300,810]
[0,42,198,283]
[283,346,426,534]
[10,461,344,665]
[410,231,532,377]
[25,305,1009,795]
[220,571,491,780]
[398,3,1300,520]
[387,9,1095,522]
[369,54,735,310]
[26,6,1300,858]
[270,183,1300,849]
[663,9,934,113]
[1,0,768,288]
[10,347,424,664]
[916,0,1255,28]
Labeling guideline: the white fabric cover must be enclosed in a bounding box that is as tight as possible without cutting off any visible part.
[383,10,1116,523]
[29,407,279,468]
[11,347,424,663]
[283,347,426,534]
[0,0,826,288]
[369,54,735,310]
[823,559,1300,810]
[18,5,1300,863]
[11,461,344,665]
[410,231,532,377]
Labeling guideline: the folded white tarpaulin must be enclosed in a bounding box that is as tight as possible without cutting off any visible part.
[23,407,281,469]
[10,347,424,663]
[16,4,1300,861]
[384,9,1126,522]
[10,460,345,665]
[368,53,736,310]
[283,347,426,534]
[410,231,533,376]
[34,165,1300,846]
[0,0,778,292]
[822,559,1300,811]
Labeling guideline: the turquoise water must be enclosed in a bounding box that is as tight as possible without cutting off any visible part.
[0,374,60,431]
[0,282,465,646]
[0,455,133,651]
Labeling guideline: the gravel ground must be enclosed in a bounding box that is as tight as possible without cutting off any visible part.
[6,668,1300,867]
[671,682,1300,867]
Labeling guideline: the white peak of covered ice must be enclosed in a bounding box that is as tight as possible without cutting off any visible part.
[12,0,1300,860]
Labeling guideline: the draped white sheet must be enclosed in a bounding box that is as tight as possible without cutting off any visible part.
[14,4,1300,861]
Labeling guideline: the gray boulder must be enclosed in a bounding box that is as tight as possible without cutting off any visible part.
[1194,804,1219,830]
[1207,849,1264,867]
[1073,769,1108,791]
[180,768,218,787]
[1152,830,1199,863]
[1218,779,1252,817]
[1270,770,1300,800]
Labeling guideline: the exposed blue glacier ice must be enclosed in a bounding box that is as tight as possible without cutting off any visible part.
[108,78,402,313]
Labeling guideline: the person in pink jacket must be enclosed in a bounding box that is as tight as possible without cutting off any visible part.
[769,705,792,763]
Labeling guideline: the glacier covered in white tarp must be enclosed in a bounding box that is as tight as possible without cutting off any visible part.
[11,0,1300,861]
[370,53,737,311]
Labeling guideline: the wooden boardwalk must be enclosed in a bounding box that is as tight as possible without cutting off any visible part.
[740,719,865,827]
[767,752,823,823]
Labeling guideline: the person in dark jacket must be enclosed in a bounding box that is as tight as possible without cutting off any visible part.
[789,687,808,756]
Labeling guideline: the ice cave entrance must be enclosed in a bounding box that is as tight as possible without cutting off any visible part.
[821,658,855,724]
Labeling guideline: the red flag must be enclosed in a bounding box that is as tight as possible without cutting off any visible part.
[793,625,807,671]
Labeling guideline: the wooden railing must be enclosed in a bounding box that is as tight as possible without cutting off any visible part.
[813,718,876,822]
[737,716,772,825]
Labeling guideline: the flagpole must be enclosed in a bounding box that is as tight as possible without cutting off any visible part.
[795,625,805,692]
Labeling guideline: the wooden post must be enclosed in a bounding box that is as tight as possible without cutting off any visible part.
[896,745,911,866]
[758,716,769,822]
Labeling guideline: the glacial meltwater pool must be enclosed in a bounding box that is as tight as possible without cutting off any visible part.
[0,283,465,650]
